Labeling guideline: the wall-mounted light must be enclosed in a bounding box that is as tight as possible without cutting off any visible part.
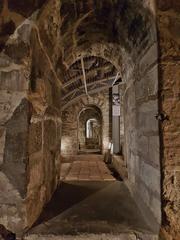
[155,112,169,122]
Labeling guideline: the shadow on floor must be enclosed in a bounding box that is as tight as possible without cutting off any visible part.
[29,181,154,236]
[33,181,112,227]
[107,163,123,181]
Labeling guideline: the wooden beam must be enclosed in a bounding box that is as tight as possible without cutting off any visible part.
[81,56,88,95]
[62,85,114,110]
[62,75,116,100]
[112,72,120,86]
[63,63,113,88]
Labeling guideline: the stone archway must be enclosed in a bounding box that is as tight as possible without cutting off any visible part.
[0,0,161,234]
[78,105,102,154]
[1,1,179,239]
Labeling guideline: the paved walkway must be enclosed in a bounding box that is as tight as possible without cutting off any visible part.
[25,155,157,240]
[65,155,115,181]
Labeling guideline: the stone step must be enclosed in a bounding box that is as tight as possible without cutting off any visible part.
[24,232,158,240]
[73,154,104,161]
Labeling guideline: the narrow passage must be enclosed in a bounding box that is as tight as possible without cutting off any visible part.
[25,155,155,240]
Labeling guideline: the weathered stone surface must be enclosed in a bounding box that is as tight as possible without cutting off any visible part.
[0,172,25,233]
[0,0,178,238]
[158,0,180,12]
[26,107,61,229]
[0,19,33,234]
[0,10,62,233]
[29,121,42,154]
[61,90,111,162]
[8,0,47,17]
[157,2,180,238]
[0,70,28,91]
[2,98,30,197]
[122,26,160,225]
[0,0,49,52]
[44,120,57,150]
[59,0,154,64]
[0,127,5,166]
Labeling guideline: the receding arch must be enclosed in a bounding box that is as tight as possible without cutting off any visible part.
[61,55,120,108]
[0,0,166,236]
[77,105,102,154]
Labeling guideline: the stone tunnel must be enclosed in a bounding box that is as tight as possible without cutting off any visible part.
[0,0,179,240]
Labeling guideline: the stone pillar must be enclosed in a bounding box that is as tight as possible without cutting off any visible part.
[0,21,31,233]
[112,85,120,154]
[119,86,125,155]
[157,1,180,239]
[0,17,62,234]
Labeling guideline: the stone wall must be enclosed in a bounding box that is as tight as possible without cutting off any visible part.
[0,3,62,233]
[157,1,180,239]
[61,90,111,162]
[119,87,125,155]
[0,0,179,238]
[0,19,32,233]
[125,43,161,226]
[59,0,162,230]
[26,107,61,229]
[121,3,161,228]
[0,0,48,51]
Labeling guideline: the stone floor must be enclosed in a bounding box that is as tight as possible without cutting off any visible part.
[24,155,158,240]
[65,156,115,181]
[79,149,101,154]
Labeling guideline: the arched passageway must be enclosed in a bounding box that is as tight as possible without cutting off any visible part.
[78,106,102,154]
[0,1,179,240]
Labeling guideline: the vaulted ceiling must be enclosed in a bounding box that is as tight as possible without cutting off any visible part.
[0,0,154,108]
[56,0,153,107]
[61,56,119,107]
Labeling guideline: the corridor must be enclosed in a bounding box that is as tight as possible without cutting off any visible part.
[24,156,157,240]
[65,155,115,181]
[0,1,179,239]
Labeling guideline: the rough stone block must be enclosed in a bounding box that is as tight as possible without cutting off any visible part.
[139,161,161,195]
[175,171,180,190]
[44,120,57,150]
[145,64,158,96]
[0,172,25,233]
[137,111,158,133]
[2,98,30,197]
[139,43,158,74]
[0,127,5,166]
[138,100,158,113]
[137,135,148,159]
[0,70,28,91]
[148,136,160,168]
[149,196,161,224]
[0,91,26,124]
[29,121,42,154]
[138,179,151,206]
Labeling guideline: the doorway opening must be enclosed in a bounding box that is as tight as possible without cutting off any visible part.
[78,105,102,154]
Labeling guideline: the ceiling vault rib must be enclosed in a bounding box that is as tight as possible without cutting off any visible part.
[70,90,78,100]
[81,56,88,95]
[62,75,116,100]
[112,72,120,86]
[62,85,115,110]
[63,63,113,89]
